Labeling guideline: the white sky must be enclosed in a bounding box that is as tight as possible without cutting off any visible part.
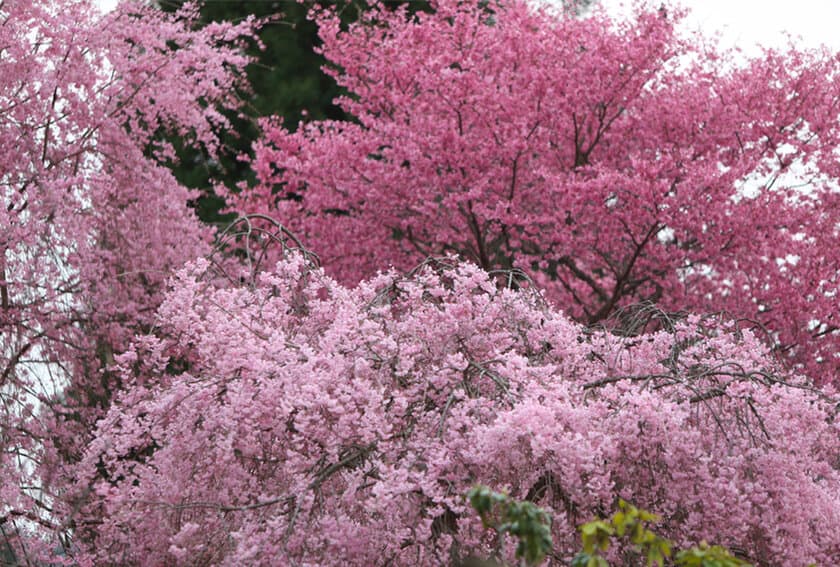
[592,0,840,54]
[96,0,118,11]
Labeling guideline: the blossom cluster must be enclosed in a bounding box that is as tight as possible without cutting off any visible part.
[0,0,254,560]
[80,253,840,565]
[244,0,840,383]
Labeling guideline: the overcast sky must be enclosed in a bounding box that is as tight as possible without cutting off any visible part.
[93,0,840,53]
[598,0,840,54]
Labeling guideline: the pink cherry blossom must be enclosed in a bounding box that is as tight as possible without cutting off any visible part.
[5,0,840,564]
[242,0,840,385]
[76,240,840,565]
[0,0,253,560]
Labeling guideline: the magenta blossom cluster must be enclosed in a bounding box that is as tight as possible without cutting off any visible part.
[242,0,840,384]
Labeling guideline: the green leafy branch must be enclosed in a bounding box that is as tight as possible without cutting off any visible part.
[468,485,553,566]
[572,500,752,567]
[467,488,812,567]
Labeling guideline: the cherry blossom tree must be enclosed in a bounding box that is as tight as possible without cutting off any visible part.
[5,0,840,564]
[77,228,840,565]
[242,0,840,384]
[0,0,253,560]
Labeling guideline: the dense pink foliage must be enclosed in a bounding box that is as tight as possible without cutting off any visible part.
[4,0,840,564]
[242,0,840,384]
[0,0,253,559]
[79,251,840,565]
